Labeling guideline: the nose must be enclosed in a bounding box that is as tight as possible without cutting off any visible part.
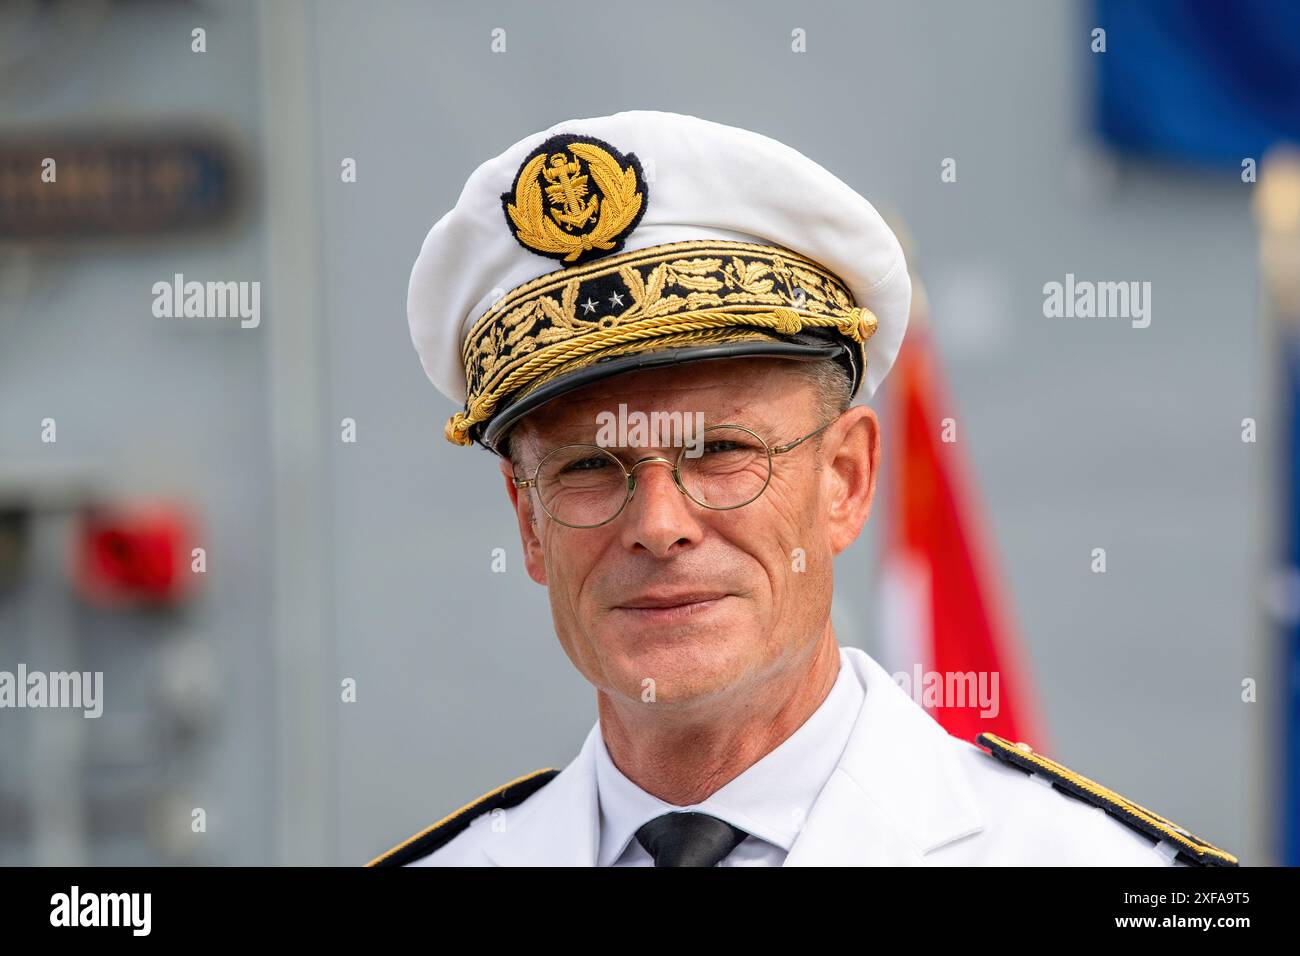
[620,456,702,557]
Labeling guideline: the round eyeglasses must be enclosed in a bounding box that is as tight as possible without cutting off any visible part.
[511,418,838,529]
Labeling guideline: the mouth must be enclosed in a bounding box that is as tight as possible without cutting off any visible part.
[613,592,729,623]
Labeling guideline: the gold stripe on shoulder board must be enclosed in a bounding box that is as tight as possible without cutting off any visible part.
[977,732,1238,866]
[365,767,558,867]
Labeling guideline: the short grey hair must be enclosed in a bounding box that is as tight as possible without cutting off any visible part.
[789,357,854,423]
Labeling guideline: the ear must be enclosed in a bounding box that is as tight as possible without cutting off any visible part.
[822,404,880,556]
[499,455,548,585]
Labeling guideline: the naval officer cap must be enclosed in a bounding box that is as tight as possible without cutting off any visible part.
[408,109,912,455]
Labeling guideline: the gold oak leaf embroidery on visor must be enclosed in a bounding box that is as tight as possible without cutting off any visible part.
[444,239,879,447]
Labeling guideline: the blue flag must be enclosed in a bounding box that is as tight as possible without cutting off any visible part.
[1096,0,1300,166]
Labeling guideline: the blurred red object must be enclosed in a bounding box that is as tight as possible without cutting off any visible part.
[72,503,199,608]
[882,319,1047,750]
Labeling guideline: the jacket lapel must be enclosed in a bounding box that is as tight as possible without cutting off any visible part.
[483,722,602,866]
[784,647,987,865]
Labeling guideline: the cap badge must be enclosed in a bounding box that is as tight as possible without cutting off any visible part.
[501,134,648,266]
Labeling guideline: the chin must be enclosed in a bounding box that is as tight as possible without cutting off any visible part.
[595,619,760,707]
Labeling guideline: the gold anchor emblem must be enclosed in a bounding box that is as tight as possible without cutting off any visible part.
[543,153,599,232]
[502,134,647,266]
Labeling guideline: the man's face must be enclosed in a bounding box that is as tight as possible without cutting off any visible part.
[500,358,879,713]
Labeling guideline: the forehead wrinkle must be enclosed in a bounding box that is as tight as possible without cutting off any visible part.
[515,360,815,451]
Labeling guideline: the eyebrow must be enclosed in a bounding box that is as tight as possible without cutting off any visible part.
[531,412,786,448]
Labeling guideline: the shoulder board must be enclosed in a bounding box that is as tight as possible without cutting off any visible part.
[976,733,1237,867]
[365,767,560,867]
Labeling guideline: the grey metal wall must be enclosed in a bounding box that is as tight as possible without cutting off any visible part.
[0,2,273,863]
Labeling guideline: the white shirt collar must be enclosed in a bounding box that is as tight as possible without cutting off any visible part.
[593,644,866,866]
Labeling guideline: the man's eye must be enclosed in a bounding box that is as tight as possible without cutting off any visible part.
[563,456,612,472]
[702,440,747,454]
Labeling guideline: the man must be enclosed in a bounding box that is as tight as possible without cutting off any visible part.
[371,111,1236,867]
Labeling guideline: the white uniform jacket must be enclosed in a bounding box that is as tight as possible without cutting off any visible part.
[369,646,1236,867]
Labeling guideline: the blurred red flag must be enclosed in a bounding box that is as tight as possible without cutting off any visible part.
[880,309,1048,750]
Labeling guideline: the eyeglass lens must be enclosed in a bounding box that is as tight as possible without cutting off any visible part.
[534,425,771,526]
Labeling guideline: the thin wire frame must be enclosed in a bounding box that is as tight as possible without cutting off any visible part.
[512,415,841,529]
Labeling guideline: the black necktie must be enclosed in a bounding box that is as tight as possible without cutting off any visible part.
[634,811,749,867]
